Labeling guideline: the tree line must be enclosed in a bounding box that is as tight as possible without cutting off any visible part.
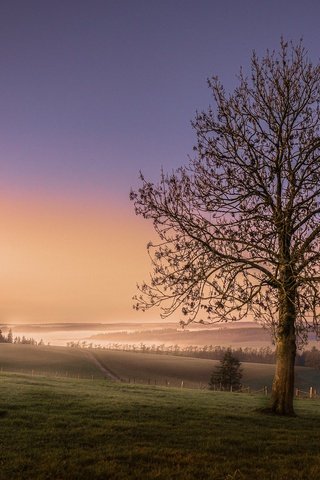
[66,339,320,369]
[3,326,320,370]
[0,329,43,345]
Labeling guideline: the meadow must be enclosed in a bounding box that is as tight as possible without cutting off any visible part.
[0,344,104,379]
[93,349,320,391]
[1,371,320,479]
[0,344,320,393]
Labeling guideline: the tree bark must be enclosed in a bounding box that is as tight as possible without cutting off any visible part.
[271,287,297,416]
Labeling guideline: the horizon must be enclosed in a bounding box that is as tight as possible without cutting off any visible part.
[0,319,272,349]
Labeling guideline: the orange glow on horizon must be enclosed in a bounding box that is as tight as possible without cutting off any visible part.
[0,193,160,324]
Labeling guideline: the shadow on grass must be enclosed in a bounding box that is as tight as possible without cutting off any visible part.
[256,407,297,417]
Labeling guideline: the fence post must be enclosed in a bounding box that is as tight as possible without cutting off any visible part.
[264,386,268,396]
[310,387,314,399]
[295,388,299,397]
[181,380,184,388]
[230,385,233,392]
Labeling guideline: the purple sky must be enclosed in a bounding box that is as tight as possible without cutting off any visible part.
[1,0,319,201]
[1,1,320,324]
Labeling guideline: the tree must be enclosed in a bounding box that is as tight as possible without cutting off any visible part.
[0,329,5,343]
[7,329,13,344]
[209,349,242,391]
[131,39,320,416]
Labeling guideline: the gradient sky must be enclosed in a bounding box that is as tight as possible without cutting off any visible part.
[1,0,320,324]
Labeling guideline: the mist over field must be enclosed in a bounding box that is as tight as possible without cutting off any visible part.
[0,321,273,348]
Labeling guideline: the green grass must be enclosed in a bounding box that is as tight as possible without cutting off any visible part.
[1,372,320,479]
[0,344,104,379]
[93,349,320,391]
[1,345,319,392]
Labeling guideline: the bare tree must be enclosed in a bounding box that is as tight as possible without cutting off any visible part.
[130,40,320,416]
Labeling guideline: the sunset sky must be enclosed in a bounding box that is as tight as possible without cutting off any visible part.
[1,0,320,324]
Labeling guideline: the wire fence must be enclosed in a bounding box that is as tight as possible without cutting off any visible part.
[0,366,99,381]
[1,366,320,399]
[0,367,268,393]
[295,387,319,399]
[207,384,269,395]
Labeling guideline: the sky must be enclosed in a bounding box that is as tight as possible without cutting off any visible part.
[1,0,320,324]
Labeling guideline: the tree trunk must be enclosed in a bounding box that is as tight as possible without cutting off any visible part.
[271,287,297,416]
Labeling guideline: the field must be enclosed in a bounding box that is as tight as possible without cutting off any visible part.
[0,344,320,393]
[1,371,320,479]
[0,344,104,379]
[93,349,320,391]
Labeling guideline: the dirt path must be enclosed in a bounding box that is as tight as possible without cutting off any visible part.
[83,350,121,381]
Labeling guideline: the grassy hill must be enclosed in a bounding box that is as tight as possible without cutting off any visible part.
[0,344,104,379]
[0,344,320,392]
[86,348,320,391]
[1,372,320,479]
[89,324,272,347]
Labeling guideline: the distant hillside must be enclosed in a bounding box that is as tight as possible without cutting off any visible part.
[0,322,177,333]
[0,321,273,348]
[0,344,319,391]
[90,325,272,348]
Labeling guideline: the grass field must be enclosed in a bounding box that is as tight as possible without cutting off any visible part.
[1,371,320,479]
[1,344,320,392]
[0,344,104,379]
[94,349,273,388]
